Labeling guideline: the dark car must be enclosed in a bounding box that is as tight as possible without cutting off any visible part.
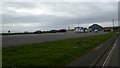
[49,30,58,33]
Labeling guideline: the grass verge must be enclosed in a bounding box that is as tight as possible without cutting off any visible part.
[2,32,115,67]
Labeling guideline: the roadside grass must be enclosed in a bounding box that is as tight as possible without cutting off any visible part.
[2,32,115,66]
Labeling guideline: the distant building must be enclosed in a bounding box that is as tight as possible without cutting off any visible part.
[103,27,113,32]
[89,24,103,31]
[103,26,120,32]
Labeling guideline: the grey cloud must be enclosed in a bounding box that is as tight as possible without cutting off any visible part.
[2,2,118,32]
[2,9,117,25]
[3,2,36,9]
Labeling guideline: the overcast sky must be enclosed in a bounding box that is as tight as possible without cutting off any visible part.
[1,2,118,33]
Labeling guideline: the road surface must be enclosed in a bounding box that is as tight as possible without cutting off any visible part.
[2,32,107,47]
[103,32,119,67]
[103,38,118,67]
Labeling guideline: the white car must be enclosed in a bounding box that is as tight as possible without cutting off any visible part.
[75,29,80,33]
[80,29,84,33]
[84,29,88,33]
[94,29,98,33]
[75,29,84,33]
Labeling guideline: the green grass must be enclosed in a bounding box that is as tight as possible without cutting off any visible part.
[2,32,115,66]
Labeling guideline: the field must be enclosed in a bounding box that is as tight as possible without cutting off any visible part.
[2,32,115,67]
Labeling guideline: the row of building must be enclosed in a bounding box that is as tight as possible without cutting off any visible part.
[74,24,119,32]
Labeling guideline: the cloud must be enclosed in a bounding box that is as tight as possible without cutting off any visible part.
[2,2,118,33]
[2,0,120,2]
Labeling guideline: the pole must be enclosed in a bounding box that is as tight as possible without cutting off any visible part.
[112,19,114,31]
[113,19,114,28]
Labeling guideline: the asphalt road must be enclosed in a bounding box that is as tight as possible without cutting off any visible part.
[2,32,107,47]
[104,38,118,66]
[104,32,119,67]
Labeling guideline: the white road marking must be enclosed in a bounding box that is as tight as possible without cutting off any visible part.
[102,38,118,67]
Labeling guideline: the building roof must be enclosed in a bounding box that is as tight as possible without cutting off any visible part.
[89,24,103,28]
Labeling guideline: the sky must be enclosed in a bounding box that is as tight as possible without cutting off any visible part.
[1,0,120,2]
[1,1,118,33]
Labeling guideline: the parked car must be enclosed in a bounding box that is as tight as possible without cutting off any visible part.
[85,29,88,33]
[94,29,98,33]
[80,29,84,33]
[75,29,84,33]
[49,30,58,33]
[75,29,80,33]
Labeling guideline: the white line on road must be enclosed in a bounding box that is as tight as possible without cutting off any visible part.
[102,38,118,67]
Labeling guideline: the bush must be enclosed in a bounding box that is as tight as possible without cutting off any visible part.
[34,30,42,34]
